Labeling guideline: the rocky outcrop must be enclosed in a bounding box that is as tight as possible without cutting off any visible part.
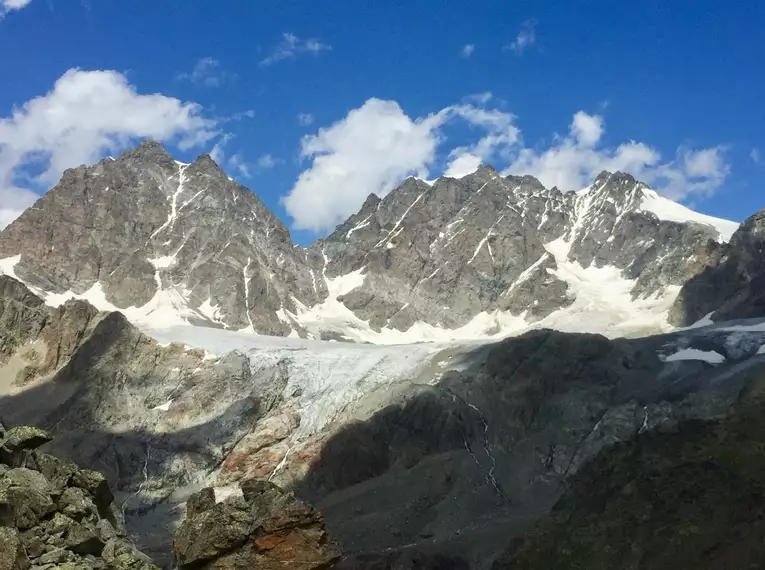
[492,369,765,570]
[0,423,158,570]
[670,206,765,326]
[173,479,341,570]
[0,274,104,388]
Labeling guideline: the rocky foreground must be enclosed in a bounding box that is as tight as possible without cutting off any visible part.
[0,424,341,570]
[0,423,157,570]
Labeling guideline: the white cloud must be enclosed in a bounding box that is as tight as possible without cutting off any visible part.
[1,0,32,15]
[177,57,235,87]
[260,33,331,67]
[0,68,217,229]
[283,99,446,232]
[506,20,537,55]
[283,98,521,231]
[228,154,251,178]
[297,112,315,126]
[506,111,729,200]
[209,132,234,165]
[284,100,730,235]
[461,44,475,58]
[442,104,520,177]
[570,111,603,147]
[256,154,278,170]
[751,148,762,165]
[465,92,493,105]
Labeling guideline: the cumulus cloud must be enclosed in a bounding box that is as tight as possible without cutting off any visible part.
[297,112,314,126]
[461,44,475,58]
[283,98,523,231]
[1,0,33,15]
[283,99,446,232]
[284,99,730,235]
[177,57,235,87]
[0,68,217,228]
[751,148,762,165]
[506,111,729,200]
[260,33,331,67]
[442,105,520,177]
[505,20,537,55]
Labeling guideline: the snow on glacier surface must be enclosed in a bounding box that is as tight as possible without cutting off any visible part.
[0,234,680,346]
[663,348,726,364]
[144,324,443,438]
[639,188,739,243]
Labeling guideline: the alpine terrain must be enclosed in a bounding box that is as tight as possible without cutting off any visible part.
[0,140,740,343]
[1,141,764,570]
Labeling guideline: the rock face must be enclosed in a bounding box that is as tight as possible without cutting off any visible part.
[3,271,765,568]
[314,169,734,334]
[173,480,341,570]
[493,371,765,570]
[294,324,765,568]
[670,205,765,326]
[0,423,158,570]
[0,141,739,340]
[0,141,323,336]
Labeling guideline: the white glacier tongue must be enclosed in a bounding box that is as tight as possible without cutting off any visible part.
[142,324,444,438]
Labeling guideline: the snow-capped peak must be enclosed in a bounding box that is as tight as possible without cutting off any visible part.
[577,171,738,243]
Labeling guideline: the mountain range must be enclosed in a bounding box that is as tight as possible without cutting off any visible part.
[0,140,749,343]
[1,140,764,569]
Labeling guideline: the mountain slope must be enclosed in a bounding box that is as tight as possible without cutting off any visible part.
[0,141,325,336]
[295,168,737,340]
[493,370,765,570]
[670,205,765,326]
[0,141,739,342]
[2,274,765,567]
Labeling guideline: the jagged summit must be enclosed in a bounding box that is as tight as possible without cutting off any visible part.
[0,141,742,342]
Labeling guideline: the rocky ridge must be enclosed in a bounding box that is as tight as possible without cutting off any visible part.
[0,423,158,570]
[315,169,735,335]
[0,141,739,341]
[670,204,765,326]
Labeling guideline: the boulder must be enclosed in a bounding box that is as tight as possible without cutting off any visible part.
[0,424,159,570]
[1,427,52,453]
[173,479,342,570]
[0,527,30,570]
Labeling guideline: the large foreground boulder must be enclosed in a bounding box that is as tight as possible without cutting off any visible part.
[0,423,158,570]
[174,479,342,570]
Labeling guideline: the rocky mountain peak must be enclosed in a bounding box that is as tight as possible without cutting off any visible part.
[0,144,741,341]
[117,138,176,169]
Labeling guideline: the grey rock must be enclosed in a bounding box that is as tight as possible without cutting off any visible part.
[2,428,52,454]
[37,548,73,565]
[93,520,116,544]
[57,488,98,522]
[101,538,157,570]
[0,141,319,336]
[173,480,341,570]
[183,487,215,519]
[0,527,30,570]
[0,142,736,338]
[63,522,104,556]
[670,206,765,325]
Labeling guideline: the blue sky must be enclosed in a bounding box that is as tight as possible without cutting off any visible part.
[0,0,763,244]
